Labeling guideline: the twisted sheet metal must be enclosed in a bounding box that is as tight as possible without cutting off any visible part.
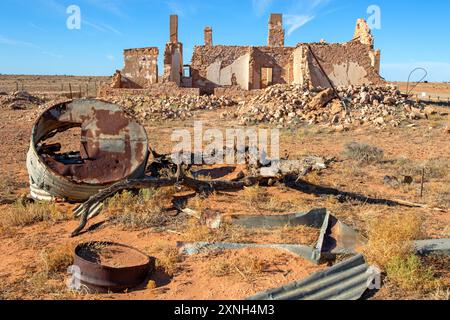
[248,254,374,300]
[178,209,366,265]
[178,242,316,262]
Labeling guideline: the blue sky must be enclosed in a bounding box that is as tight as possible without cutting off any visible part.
[0,0,449,81]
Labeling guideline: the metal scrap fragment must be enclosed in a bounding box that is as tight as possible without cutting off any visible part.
[178,209,367,264]
[248,254,376,300]
[27,99,149,202]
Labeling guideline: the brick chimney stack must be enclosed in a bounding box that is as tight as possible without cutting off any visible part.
[204,26,213,46]
[268,13,284,47]
[170,15,178,43]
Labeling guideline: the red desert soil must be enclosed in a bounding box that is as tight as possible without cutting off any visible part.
[0,94,449,300]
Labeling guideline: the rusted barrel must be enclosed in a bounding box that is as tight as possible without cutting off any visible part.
[73,242,154,293]
[27,99,149,202]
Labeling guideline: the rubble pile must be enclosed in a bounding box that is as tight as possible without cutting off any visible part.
[0,91,44,110]
[223,84,432,128]
[105,94,237,122]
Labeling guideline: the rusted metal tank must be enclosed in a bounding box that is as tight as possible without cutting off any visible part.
[73,242,154,293]
[27,99,149,202]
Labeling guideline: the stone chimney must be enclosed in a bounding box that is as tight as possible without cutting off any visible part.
[268,13,284,47]
[204,26,213,46]
[170,15,178,43]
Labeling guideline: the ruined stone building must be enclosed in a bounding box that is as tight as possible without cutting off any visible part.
[109,14,383,95]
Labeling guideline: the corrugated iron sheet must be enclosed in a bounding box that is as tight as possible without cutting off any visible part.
[27,99,149,202]
[178,242,316,262]
[415,238,450,256]
[248,254,374,300]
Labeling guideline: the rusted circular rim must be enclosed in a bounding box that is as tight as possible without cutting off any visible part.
[74,241,151,271]
[30,98,150,186]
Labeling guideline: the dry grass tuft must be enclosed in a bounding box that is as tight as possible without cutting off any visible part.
[386,255,441,292]
[152,241,183,277]
[394,157,450,180]
[182,218,249,243]
[105,187,175,230]
[364,211,423,268]
[0,200,69,231]
[243,185,268,206]
[209,253,267,281]
[40,243,75,277]
[364,211,443,293]
[276,225,320,245]
[190,194,210,213]
[243,186,294,212]
[344,142,384,165]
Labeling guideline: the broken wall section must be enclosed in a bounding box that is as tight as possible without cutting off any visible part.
[294,42,384,88]
[191,46,252,93]
[353,18,374,47]
[249,47,294,90]
[163,43,183,85]
[163,15,184,86]
[122,47,159,88]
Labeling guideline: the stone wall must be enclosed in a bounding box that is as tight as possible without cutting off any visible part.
[98,82,200,98]
[249,47,294,89]
[191,45,251,93]
[122,47,159,88]
[163,42,183,85]
[299,42,384,88]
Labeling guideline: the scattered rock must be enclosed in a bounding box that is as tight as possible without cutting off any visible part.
[224,84,427,128]
[309,88,336,109]
[102,94,237,122]
[0,91,44,110]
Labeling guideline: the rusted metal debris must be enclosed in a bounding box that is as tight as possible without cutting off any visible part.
[178,209,367,264]
[415,238,450,256]
[179,242,316,262]
[27,99,149,202]
[248,254,376,300]
[73,241,154,293]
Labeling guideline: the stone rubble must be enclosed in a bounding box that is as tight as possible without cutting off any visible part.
[222,84,431,129]
[104,94,237,122]
[0,91,44,110]
[0,85,439,131]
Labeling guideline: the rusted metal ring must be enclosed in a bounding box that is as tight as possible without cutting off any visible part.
[74,241,154,293]
[27,99,149,202]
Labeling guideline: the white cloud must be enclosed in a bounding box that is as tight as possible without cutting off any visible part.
[83,20,122,36]
[42,51,63,59]
[0,35,63,60]
[83,0,127,19]
[284,14,315,35]
[251,0,333,35]
[252,0,275,16]
[0,35,39,48]
[102,24,123,36]
[28,22,46,32]
[106,54,115,62]
[166,1,186,16]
